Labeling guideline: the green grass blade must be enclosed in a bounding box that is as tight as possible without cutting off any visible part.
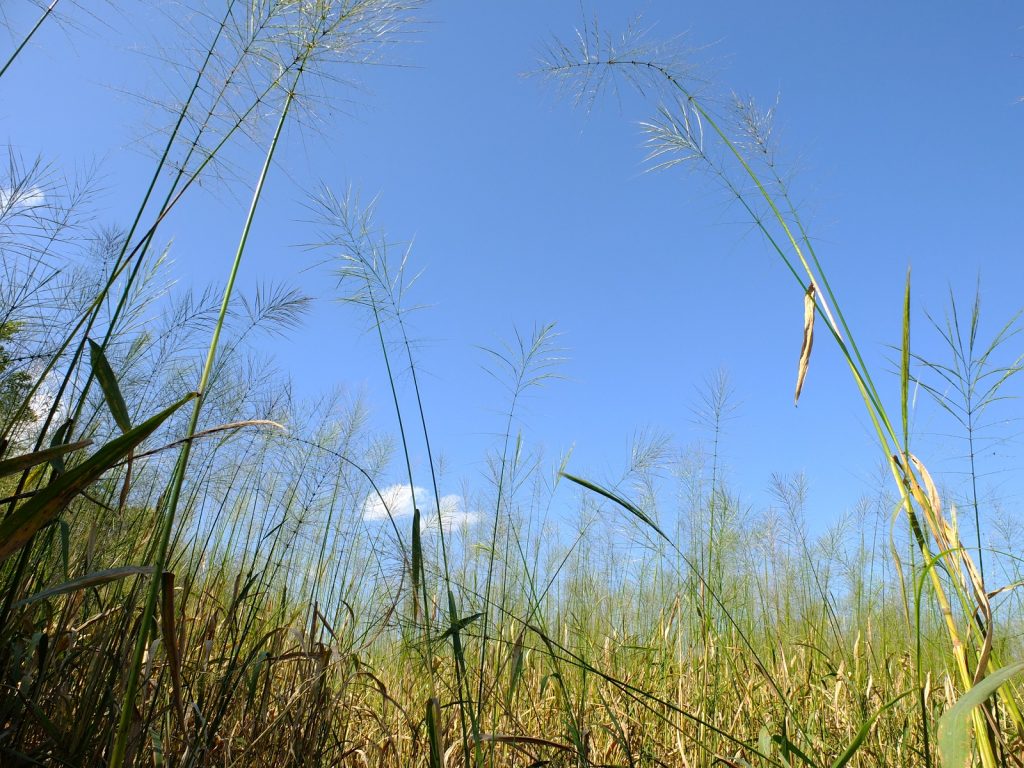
[12,566,153,609]
[88,339,133,433]
[439,612,483,643]
[0,393,194,563]
[0,440,92,479]
[426,695,444,768]
[771,732,820,768]
[830,690,912,768]
[560,471,670,544]
[901,269,911,454]
[937,662,1024,768]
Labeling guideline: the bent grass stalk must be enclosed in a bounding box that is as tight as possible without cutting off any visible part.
[541,29,1021,766]
[62,0,241,436]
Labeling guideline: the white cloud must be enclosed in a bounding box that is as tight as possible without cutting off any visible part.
[362,484,480,533]
[362,483,418,521]
[0,186,45,210]
[8,367,66,450]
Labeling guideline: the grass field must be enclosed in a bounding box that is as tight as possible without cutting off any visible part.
[1,3,1022,766]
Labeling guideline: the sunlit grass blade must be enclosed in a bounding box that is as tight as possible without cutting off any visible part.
[938,663,1024,768]
[901,268,911,454]
[0,440,92,479]
[0,392,195,563]
[795,284,815,405]
[12,565,153,609]
[560,471,670,543]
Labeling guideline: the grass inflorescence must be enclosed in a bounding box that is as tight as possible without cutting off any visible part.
[0,5,1021,767]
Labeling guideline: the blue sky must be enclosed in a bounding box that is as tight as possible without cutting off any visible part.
[3,1,1023,534]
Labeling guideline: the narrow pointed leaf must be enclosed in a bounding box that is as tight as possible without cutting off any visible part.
[560,471,670,544]
[48,420,76,474]
[830,690,911,768]
[901,269,911,451]
[0,440,92,479]
[13,566,153,609]
[506,633,525,710]
[426,696,444,768]
[771,733,819,768]
[438,612,483,643]
[0,393,195,563]
[89,339,132,433]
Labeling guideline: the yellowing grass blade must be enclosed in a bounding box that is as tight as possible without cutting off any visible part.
[795,284,816,405]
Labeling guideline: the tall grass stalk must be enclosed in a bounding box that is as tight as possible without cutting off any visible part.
[0,0,61,81]
[3,7,1023,767]
[539,21,1023,766]
[913,284,1024,583]
[109,53,307,766]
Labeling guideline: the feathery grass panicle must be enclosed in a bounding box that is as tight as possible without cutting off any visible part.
[0,6,1020,767]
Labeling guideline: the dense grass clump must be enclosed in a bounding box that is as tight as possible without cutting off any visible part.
[1,4,1022,767]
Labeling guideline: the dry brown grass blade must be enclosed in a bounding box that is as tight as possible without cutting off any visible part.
[474,732,574,751]
[908,454,941,519]
[161,571,187,730]
[907,453,998,689]
[123,419,287,464]
[795,284,816,405]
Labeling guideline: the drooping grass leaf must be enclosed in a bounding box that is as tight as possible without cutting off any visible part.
[795,283,815,405]
[937,662,1024,768]
[89,339,132,433]
[13,566,153,609]
[560,471,670,544]
[0,393,195,563]
[0,440,92,479]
